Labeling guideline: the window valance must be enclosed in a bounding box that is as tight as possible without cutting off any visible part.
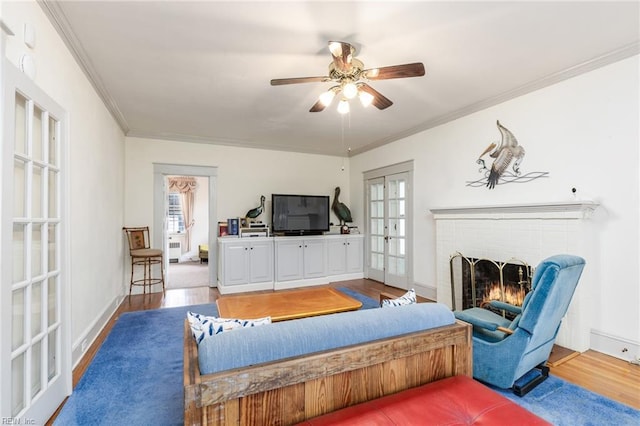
[168,176,197,193]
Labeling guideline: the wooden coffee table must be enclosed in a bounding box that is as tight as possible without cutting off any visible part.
[216,287,363,322]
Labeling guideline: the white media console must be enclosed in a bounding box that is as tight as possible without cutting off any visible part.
[217,234,364,294]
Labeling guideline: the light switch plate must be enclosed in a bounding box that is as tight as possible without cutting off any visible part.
[24,22,35,48]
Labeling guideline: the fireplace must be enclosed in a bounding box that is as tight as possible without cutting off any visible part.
[450,253,533,320]
[431,201,599,352]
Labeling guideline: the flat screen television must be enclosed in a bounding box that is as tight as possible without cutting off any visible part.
[271,194,330,235]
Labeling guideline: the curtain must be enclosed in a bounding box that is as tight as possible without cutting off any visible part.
[168,177,197,252]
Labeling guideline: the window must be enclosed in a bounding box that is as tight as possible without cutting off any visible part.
[168,193,185,233]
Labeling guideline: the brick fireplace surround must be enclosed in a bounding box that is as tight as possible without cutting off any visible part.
[431,201,599,352]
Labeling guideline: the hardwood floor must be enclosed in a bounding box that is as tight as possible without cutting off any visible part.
[48,279,639,423]
[550,348,640,409]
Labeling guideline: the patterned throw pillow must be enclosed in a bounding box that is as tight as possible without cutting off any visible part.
[187,311,271,344]
[381,288,417,308]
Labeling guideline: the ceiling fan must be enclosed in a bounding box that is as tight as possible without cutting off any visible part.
[270,41,425,113]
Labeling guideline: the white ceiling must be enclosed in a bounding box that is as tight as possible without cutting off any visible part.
[42,1,639,156]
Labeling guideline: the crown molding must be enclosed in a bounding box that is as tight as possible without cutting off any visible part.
[1,18,15,36]
[38,0,130,133]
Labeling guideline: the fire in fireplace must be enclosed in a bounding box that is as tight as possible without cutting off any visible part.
[449,253,533,319]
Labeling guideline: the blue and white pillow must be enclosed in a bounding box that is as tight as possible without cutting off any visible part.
[187,311,271,344]
[381,289,417,308]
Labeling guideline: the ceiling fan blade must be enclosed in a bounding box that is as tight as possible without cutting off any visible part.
[359,84,393,110]
[328,41,354,72]
[309,99,327,113]
[270,76,329,86]
[363,62,425,80]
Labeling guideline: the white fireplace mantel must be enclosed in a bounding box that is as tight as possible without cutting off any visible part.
[430,201,599,220]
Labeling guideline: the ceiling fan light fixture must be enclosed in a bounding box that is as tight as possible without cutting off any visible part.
[337,98,350,114]
[271,41,426,114]
[359,90,374,107]
[342,82,358,99]
[319,89,337,106]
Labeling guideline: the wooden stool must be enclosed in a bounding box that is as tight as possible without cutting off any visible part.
[123,226,164,295]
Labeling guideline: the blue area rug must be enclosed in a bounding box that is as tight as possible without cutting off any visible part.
[55,289,639,425]
[54,303,218,426]
[493,374,640,425]
[336,286,381,309]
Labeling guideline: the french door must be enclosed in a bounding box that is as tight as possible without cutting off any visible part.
[1,61,70,422]
[366,171,411,289]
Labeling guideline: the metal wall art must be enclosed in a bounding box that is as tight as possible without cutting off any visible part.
[467,120,548,189]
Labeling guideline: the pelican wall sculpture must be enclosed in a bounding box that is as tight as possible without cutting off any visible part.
[477,121,526,189]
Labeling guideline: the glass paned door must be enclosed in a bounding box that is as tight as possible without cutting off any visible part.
[367,178,385,282]
[366,172,410,288]
[385,173,408,287]
[2,61,69,423]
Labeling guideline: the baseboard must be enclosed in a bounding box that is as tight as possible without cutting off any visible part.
[274,277,329,290]
[217,281,274,294]
[328,272,364,282]
[413,282,437,302]
[71,295,122,368]
[590,329,640,362]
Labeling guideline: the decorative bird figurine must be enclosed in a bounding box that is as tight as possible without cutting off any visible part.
[245,195,265,219]
[332,187,352,225]
[478,121,526,189]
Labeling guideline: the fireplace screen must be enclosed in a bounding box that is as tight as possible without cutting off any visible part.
[449,252,533,319]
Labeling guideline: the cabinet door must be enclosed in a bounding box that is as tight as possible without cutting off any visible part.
[249,241,273,283]
[276,239,304,281]
[346,236,364,273]
[326,238,347,275]
[223,242,249,286]
[303,239,326,278]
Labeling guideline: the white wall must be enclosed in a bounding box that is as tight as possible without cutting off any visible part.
[3,1,125,365]
[350,56,639,359]
[124,136,350,242]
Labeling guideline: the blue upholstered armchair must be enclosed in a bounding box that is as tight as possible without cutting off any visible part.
[454,254,585,396]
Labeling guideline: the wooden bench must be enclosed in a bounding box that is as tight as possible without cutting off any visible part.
[184,319,472,425]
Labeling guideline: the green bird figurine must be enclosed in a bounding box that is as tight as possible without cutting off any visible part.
[332,187,352,226]
[246,195,265,219]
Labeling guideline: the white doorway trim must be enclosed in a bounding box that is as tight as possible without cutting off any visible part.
[153,164,217,287]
